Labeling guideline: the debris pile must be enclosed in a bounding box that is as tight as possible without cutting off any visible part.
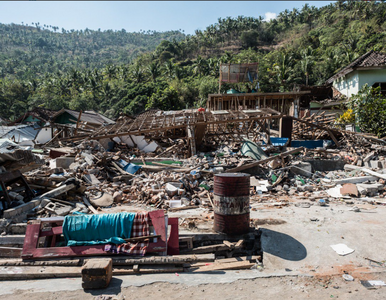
[2,107,386,283]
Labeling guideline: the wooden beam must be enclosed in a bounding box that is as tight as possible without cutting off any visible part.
[226,147,305,173]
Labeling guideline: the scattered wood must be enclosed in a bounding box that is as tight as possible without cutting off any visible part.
[227,147,305,173]
[0,254,215,267]
[188,243,233,254]
[123,235,160,243]
[168,205,197,212]
[82,196,99,214]
[0,246,22,258]
[0,264,184,280]
[190,260,255,272]
[113,265,183,275]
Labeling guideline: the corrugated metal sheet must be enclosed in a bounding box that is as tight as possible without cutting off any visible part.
[61,109,115,126]
[0,124,39,143]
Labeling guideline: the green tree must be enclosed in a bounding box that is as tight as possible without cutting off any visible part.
[348,84,386,137]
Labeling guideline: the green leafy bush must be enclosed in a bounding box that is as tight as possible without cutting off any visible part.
[348,84,386,137]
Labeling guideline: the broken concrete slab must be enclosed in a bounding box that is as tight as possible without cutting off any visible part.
[356,183,384,196]
[304,159,346,172]
[363,152,375,162]
[322,175,378,185]
[2,199,41,219]
[83,174,101,185]
[370,160,382,169]
[290,162,313,177]
[54,156,76,169]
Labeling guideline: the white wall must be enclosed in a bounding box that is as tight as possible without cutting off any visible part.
[333,71,359,98]
[333,68,386,98]
[113,135,159,153]
[34,128,52,144]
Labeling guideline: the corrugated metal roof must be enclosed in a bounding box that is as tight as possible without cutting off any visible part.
[54,109,115,126]
[0,139,21,154]
[0,124,39,143]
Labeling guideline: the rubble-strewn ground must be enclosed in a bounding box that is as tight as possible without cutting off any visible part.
[2,111,386,298]
[2,197,386,299]
[5,275,386,300]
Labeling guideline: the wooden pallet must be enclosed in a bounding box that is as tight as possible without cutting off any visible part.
[22,210,179,259]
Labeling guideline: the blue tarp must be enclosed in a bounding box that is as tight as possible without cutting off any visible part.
[269,137,289,147]
[63,212,135,246]
[291,140,333,149]
[116,159,141,174]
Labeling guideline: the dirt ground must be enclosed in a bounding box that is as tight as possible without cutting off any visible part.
[6,274,386,300]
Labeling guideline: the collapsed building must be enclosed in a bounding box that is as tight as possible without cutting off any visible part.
[0,61,385,289]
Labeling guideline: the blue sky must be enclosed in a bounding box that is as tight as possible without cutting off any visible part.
[0,1,334,34]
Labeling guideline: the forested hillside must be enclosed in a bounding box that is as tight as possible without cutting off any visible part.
[1,0,386,121]
[0,23,185,80]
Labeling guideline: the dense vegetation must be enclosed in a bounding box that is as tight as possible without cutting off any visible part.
[0,23,185,79]
[1,0,386,121]
[348,85,386,137]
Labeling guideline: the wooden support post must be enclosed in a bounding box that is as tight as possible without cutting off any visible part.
[279,116,293,146]
[187,125,196,156]
[74,110,82,135]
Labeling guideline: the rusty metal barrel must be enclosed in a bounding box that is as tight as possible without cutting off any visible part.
[213,173,250,235]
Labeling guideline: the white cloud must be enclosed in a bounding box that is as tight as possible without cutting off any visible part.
[264,12,277,22]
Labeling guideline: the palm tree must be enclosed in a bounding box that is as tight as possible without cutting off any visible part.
[148,61,161,82]
[164,60,174,79]
[300,47,315,86]
[193,56,207,76]
[131,64,144,83]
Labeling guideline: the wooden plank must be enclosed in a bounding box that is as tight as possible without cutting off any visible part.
[0,265,185,280]
[74,110,82,135]
[0,254,215,267]
[113,265,183,275]
[188,243,232,254]
[82,196,99,214]
[191,260,255,272]
[0,258,81,266]
[0,266,82,280]
[226,147,305,173]
[0,235,25,246]
[189,256,260,267]
[0,246,22,258]
[110,254,214,265]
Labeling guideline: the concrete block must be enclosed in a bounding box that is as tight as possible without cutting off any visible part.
[82,258,112,289]
[370,160,382,169]
[81,153,94,165]
[9,223,27,235]
[55,156,75,169]
[290,162,313,177]
[304,159,346,172]
[364,151,375,162]
[3,199,41,219]
[357,183,383,196]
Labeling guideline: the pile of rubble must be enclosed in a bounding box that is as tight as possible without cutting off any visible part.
[1,128,386,232]
[1,109,386,262]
